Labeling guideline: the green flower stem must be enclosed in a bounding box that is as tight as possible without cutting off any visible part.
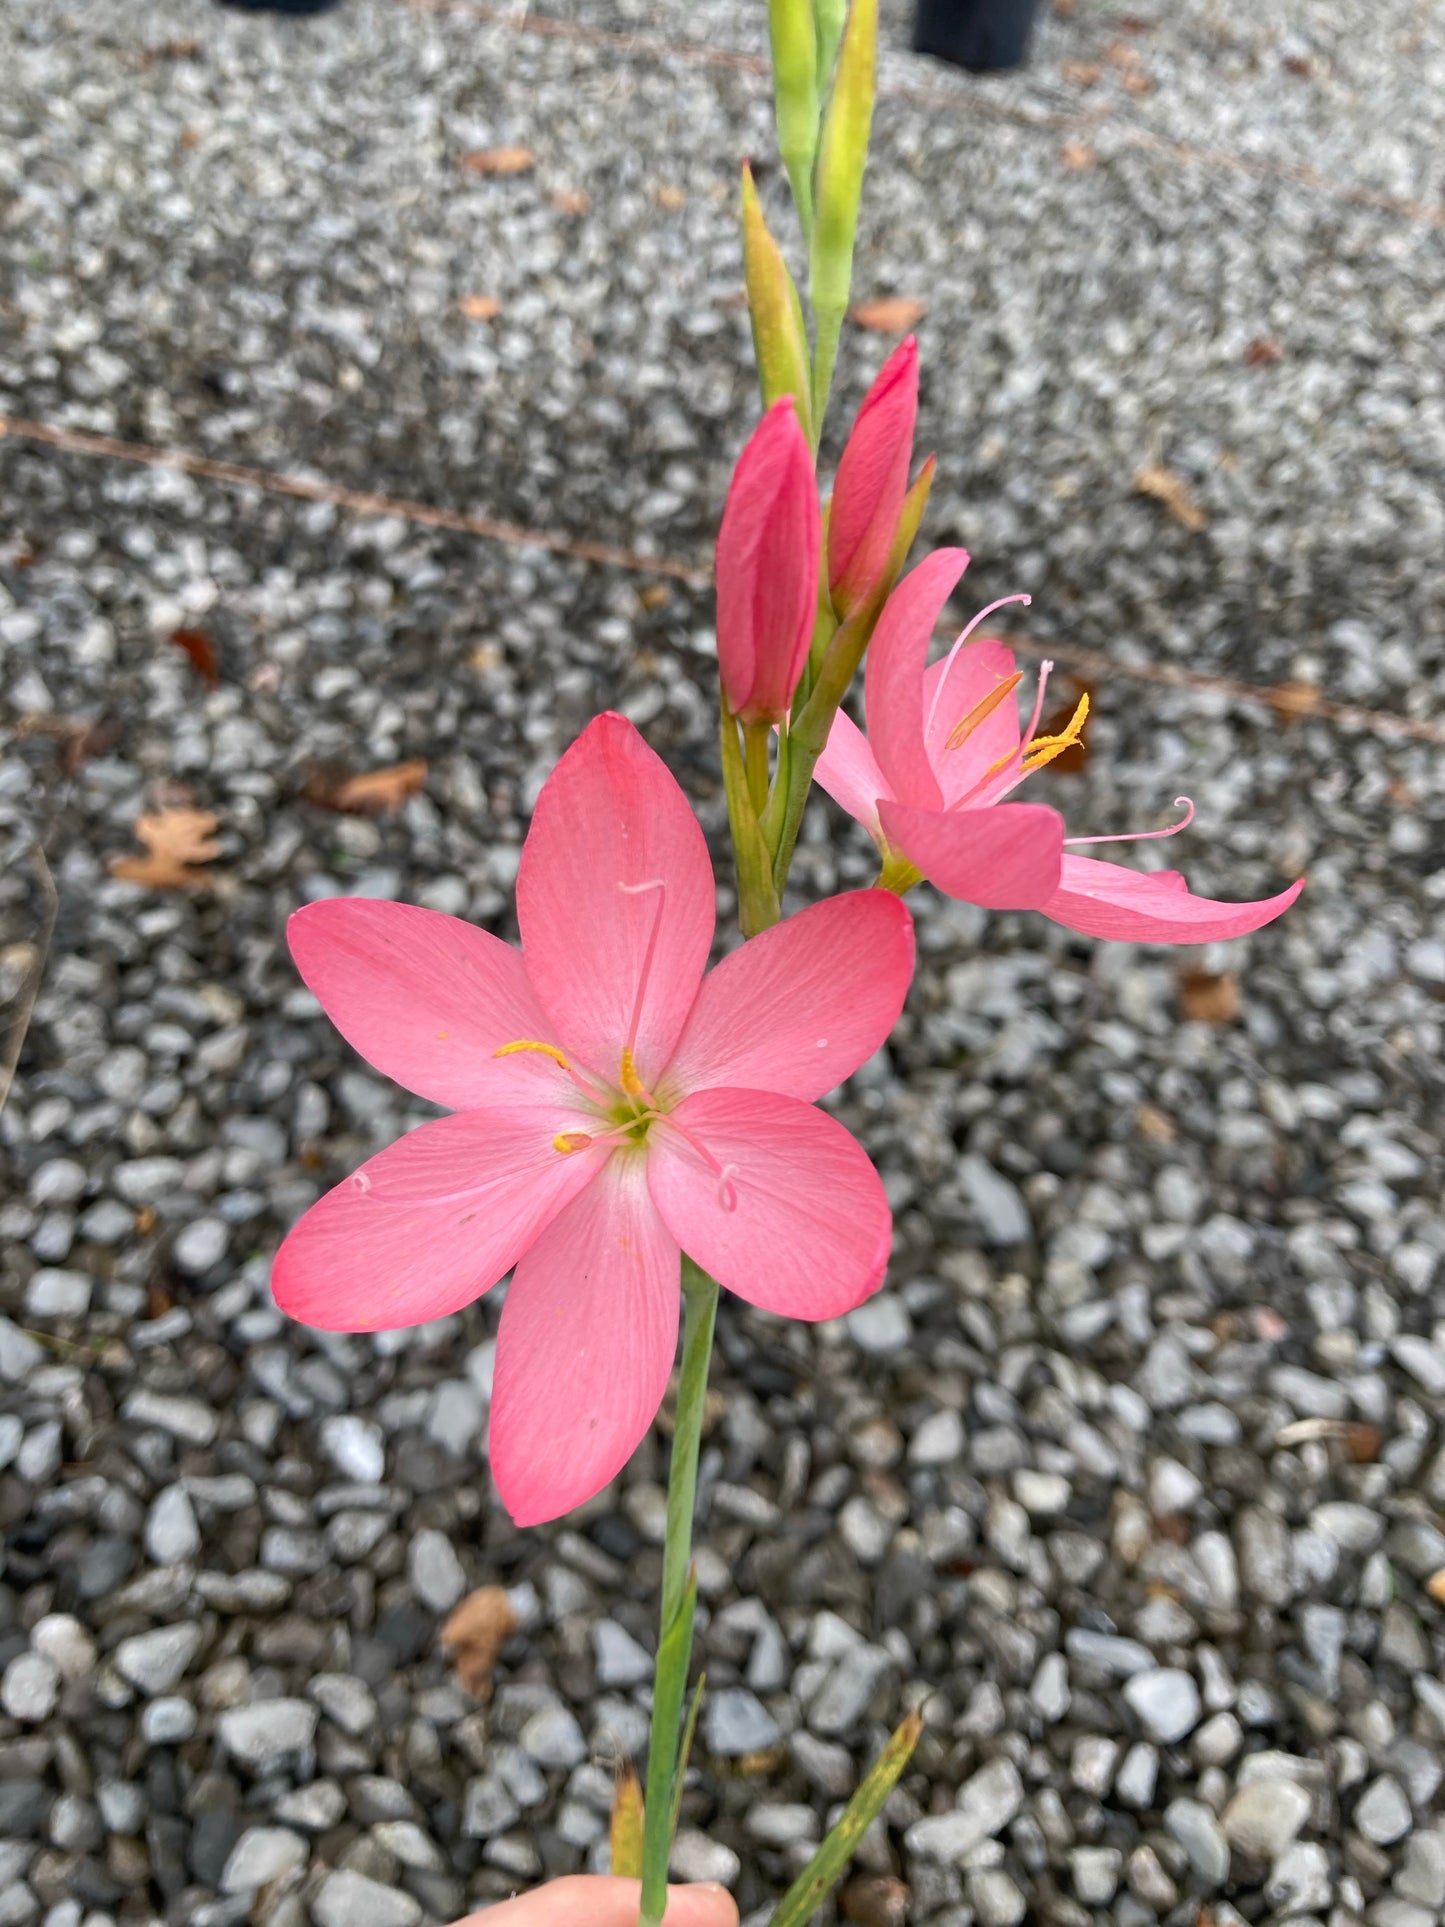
[638,1260,720,1927]
[719,705,783,936]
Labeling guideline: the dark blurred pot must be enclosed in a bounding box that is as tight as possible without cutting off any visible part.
[912,0,1042,71]
[217,0,343,13]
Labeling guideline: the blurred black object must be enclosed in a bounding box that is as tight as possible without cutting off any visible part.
[912,0,1041,70]
[217,0,342,12]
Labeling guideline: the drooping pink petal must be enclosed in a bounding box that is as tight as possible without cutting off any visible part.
[516,714,715,1089]
[647,1089,892,1320]
[813,707,892,842]
[287,899,564,1112]
[1042,855,1305,943]
[715,399,821,724]
[489,1153,680,1526]
[271,1107,606,1332]
[828,336,919,614]
[863,549,970,810]
[664,891,915,1104]
[922,637,1023,802]
[878,799,1064,908]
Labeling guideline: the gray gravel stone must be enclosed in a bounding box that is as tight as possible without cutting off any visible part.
[408,1529,466,1613]
[1,1653,59,1724]
[220,1827,308,1893]
[706,1687,782,1757]
[905,1758,1024,1864]
[1356,1775,1412,1846]
[1221,1780,1313,1859]
[519,1703,588,1770]
[312,1870,421,1927]
[593,1619,652,1688]
[218,1699,319,1766]
[145,1485,201,1565]
[1165,1798,1231,1887]
[114,1623,203,1696]
[1124,1667,1202,1744]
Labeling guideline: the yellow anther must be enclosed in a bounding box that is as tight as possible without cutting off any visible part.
[552,1131,593,1154]
[945,673,1024,751]
[619,1047,648,1098]
[982,692,1090,779]
[494,1038,571,1068]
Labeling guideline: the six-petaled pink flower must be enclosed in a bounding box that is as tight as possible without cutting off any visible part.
[816,548,1305,941]
[274,715,914,1525]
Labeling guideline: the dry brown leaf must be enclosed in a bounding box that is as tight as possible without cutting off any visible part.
[1426,1569,1445,1606]
[1178,966,1240,1024]
[459,146,536,176]
[1053,0,1076,15]
[1060,140,1097,170]
[849,295,928,334]
[549,189,591,216]
[653,184,687,209]
[1061,59,1101,85]
[1265,678,1323,724]
[111,809,223,891]
[1133,461,1207,531]
[442,1585,519,1699]
[1104,37,1144,68]
[1244,335,1283,365]
[1121,68,1153,93]
[304,760,428,815]
[457,294,502,321]
[637,583,672,611]
[1276,1417,1383,1462]
[169,628,220,691]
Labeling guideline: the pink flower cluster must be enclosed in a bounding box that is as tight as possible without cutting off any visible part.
[275,341,1301,1527]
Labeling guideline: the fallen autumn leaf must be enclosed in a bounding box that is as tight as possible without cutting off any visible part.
[111,809,224,891]
[849,296,928,333]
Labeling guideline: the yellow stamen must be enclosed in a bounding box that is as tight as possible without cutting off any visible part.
[552,1131,593,1154]
[494,1038,570,1068]
[619,1047,648,1098]
[945,672,1024,750]
[982,692,1090,778]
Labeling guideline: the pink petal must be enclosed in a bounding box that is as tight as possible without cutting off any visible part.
[664,891,915,1104]
[863,549,970,810]
[516,714,715,1089]
[271,1107,605,1332]
[828,336,919,611]
[878,800,1064,908]
[922,637,1022,803]
[648,1089,892,1320]
[288,899,564,1112]
[1043,854,1306,943]
[813,707,892,842]
[490,1153,680,1526]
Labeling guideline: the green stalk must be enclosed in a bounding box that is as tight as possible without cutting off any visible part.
[719,704,783,935]
[638,1261,720,1927]
[743,719,772,818]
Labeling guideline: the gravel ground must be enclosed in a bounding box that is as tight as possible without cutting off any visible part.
[2,2,1444,1926]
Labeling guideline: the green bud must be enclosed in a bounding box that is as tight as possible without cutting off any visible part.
[809,0,877,427]
[768,0,818,236]
[741,164,813,443]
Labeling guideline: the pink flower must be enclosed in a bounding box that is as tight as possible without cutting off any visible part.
[828,336,920,616]
[273,715,914,1526]
[816,548,1305,942]
[715,398,821,723]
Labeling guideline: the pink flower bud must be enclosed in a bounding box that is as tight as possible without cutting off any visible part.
[715,398,821,724]
[827,334,919,613]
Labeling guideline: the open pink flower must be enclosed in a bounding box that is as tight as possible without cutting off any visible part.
[815,548,1304,942]
[273,715,914,1525]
